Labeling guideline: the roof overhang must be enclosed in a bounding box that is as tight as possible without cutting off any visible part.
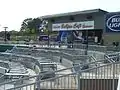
[40,9,108,19]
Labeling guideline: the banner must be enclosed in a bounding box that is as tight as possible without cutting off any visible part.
[52,21,94,31]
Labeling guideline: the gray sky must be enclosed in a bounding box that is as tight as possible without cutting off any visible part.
[0,0,120,31]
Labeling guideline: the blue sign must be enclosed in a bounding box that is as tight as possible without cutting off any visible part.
[105,12,120,32]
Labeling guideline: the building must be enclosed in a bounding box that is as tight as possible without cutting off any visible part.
[40,9,120,46]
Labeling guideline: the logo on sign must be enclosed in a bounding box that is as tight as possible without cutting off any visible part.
[106,15,120,31]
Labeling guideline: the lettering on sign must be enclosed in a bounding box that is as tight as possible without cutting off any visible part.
[106,15,120,32]
[52,21,94,31]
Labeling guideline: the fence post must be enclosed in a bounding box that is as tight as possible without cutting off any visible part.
[112,63,115,90]
[78,73,80,90]
[36,74,41,90]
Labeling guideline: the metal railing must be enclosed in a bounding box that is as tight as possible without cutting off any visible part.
[1,40,120,50]
[7,47,104,62]
[0,59,109,90]
[0,46,120,90]
[4,60,120,90]
[0,42,118,52]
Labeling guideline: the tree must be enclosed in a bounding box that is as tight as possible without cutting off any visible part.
[31,29,35,34]
[0,31,5,37]
[27,18,42,34]
[20,18,33,32]
[9,30,18,36]
[6,32,10,40]
[20,17,42,34]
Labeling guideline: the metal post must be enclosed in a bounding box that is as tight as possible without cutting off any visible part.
[36,73,41,90]
[78,73,80,90]
[48,30,50,47]
[83,30,89,69]
[112,63,115,90]
[3,27,8,43]
[85,30,88,55]
[60,56,62,63]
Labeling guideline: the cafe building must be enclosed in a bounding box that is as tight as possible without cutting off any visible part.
[40,9,120,46]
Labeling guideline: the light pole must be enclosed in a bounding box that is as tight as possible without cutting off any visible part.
[3,27,8,43]
[81,30,89,70]
[85,30,88,55]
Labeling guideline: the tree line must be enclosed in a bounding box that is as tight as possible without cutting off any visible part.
[0,17,58,41]
[0,17,45,40]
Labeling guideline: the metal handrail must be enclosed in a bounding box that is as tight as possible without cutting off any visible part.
[90,55,98,67]
[0,47,112,87]
[0,45,118,89]
[7,61,116,90]
[1,49,88,58]
[104,54,116,63]
[0,59,106,86]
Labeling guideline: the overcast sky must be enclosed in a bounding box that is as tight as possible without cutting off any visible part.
[0,0,120,31]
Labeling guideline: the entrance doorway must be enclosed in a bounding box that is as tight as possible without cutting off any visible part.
[82,29,103,44]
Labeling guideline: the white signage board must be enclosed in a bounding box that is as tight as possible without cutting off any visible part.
[52,21,94,31]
